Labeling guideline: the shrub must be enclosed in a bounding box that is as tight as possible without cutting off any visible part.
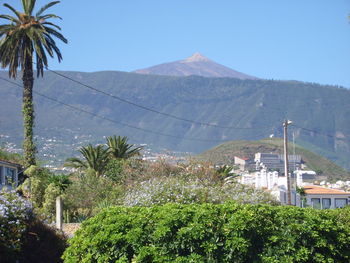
[123,176,277,206]
[42,183,61,221]
[63,204,350,262]
[0,190,32,262]
[0,190,67,263]
[63,173,124,221]
[19,219,67,263]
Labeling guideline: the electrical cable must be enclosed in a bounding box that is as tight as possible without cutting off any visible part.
[42,67,270,130]
[0,76,235,143]
[291,124,349,141]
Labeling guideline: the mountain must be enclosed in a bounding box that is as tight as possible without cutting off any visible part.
[196,138,350,180]
[133,52,257,79]
[0,70,349,171]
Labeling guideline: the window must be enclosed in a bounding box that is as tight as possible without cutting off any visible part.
[322,198,331,209]
[5,167,15,185]
[335,198,348,208]
[311,198,321,209]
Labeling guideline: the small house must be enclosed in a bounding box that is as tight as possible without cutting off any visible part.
[0,159,22,190]
[304,185,350,209]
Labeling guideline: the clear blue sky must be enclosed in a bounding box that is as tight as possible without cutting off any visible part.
[2,0,350,87]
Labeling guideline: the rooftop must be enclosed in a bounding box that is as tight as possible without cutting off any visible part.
[304,185,350,195]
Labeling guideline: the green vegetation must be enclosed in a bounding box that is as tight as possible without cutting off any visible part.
[63,203,350,262]
[0,147,23,164]
[0,190,66,263]
[65,144,110,176]
[0,0,67,167]
[61,150,277,222]
[197,138,350,180]
[65,136,143,177]
[107,135,143,160]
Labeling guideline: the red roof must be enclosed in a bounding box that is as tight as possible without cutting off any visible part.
[304,185,350,195]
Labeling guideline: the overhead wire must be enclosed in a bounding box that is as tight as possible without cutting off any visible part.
[291,124,349,141]
[0,76,235,143]
[3,75,346,143]
[42,66,270,130]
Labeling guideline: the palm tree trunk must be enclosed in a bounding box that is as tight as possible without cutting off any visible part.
[22,56,36,167]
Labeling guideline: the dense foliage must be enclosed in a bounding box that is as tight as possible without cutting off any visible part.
[0,190,31,261]
[63,203,350,263]
[123,176,277,207]
[19,165,71,221]
[0,190,66,263]
[0,147,23,164]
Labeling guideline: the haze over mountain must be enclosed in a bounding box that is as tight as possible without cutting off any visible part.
[134,53,257,79]
[0,69,349,171]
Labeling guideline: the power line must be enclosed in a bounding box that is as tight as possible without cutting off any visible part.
[0,76,235,143]
[3,76,347,144]
[43,67,270,130]
[291,124,349,141]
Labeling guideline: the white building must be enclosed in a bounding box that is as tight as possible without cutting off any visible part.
[239,168,301,206]
[0,159,21,190]
[255,152,301,173]
[303,185,350,209]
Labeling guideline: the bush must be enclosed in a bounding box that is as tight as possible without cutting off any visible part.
[63,173,124,221]
[0,190,32,262]
[19,219,67,263]
[123,176,277,206]
[63,204,350,262]
[0,190,67,263]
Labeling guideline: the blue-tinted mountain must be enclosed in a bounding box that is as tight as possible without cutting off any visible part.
[0,70,349,172]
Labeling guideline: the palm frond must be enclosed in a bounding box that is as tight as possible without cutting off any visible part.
[27,0,36,15]
[64,157,87,170]
[37,14,62,20]
[0,0,66,79]
[3,4,21,20]
[106,135,143,159]
[43,26,67,43]
[36,1,60,17]
[21,0,36,15]
[41,21,61,30]
[0,14,20,23]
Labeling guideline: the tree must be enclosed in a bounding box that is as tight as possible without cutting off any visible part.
[0,0,67,167]
[106,135,143,160]
[65,144,110,176]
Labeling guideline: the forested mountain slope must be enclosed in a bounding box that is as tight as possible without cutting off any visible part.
[0,70,349,169]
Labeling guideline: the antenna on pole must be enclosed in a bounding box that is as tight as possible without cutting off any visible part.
[283,119,293,205]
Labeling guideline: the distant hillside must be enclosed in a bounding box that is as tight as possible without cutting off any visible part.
[134,53,257,79]
[197,138,350,180]
[0,70,349,169]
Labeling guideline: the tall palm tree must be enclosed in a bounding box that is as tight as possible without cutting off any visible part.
[65,144,110,176]
[106,135,143,160]
[0,0,67,167]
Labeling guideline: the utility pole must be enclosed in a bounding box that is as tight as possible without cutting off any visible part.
[283,120,293,205]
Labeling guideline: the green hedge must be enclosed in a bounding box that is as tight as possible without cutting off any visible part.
[63,203,350,263]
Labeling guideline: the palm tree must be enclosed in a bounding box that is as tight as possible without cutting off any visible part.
[0,0,67,167]
[65,144,109,176]
[106,135,143,160]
